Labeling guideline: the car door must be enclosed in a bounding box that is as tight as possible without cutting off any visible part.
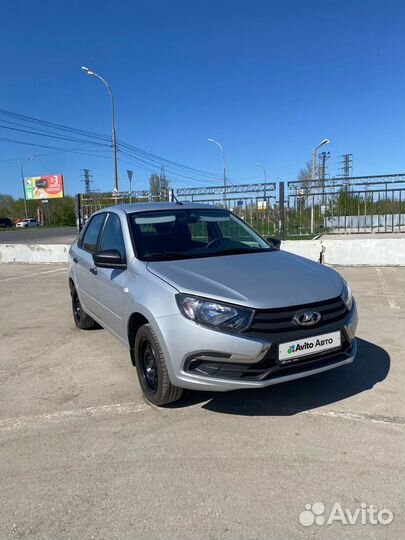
[91,212,128,341]
[74,212,107,317]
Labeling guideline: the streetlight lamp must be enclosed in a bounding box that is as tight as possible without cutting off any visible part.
[311,138,330,234]
[21,156,34,219]
[81,66,119,194]
[208,138,227,206]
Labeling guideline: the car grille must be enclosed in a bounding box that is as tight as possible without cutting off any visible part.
[247,296,347,334]
[185,337,354,381]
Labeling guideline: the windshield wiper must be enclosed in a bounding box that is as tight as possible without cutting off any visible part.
[208,247,272,256]
[145,251,189,261]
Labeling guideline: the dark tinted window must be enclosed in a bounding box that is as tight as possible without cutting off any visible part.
[218,219,260,247]
[129,209,270,260]
[81,213,106,252]
[99,213,126,260]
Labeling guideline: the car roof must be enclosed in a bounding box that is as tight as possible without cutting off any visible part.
[99,202,226,215]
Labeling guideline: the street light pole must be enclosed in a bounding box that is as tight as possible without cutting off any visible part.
[81,66,119,193]
[311,138,330,234]
[21,156,34,219]
[208,138,227,207]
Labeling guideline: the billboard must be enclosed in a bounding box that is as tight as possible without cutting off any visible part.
[24,175,64,200]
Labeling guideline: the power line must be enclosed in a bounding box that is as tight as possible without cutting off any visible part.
[0,123,110,148]
[0,109,111,144]
[0,108,233,184]
[0,136,112,159]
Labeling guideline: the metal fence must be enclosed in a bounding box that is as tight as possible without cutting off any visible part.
[76,190,150,230]
[76,183,278,237]
[286,173,405,236]
[176,183,277,236]
[76,173,405,238]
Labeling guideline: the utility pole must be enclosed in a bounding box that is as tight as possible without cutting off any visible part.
[338,154,353,178]
[21,156,35,219]
[311,139,330,234]
[318,151,330,208]
[159,166,170,201]
[256,162,268,212]
[81,169,93,194]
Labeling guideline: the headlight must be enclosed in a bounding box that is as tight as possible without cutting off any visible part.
[341,281,353,311]
[176,294,254,333]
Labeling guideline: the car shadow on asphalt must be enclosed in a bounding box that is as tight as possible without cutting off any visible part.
[174,337,390,416]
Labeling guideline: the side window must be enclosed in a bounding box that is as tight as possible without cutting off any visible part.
[99,213,126,260]
[81,213,106,253]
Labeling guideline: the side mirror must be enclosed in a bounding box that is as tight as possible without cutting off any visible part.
[93,249,127,269]
[267,237,281,250]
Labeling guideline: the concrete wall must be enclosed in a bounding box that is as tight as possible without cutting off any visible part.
[0,244,69,264]
[282,240,323,263]
[1,238,405,265]
[282,237,405,266]
[321,238,405,266]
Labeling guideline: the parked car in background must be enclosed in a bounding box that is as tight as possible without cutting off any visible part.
[68,202,358,406]
[16,218,41,228]
[0,218,13,228]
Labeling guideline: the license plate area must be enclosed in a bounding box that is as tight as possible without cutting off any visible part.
[278,331,341,364]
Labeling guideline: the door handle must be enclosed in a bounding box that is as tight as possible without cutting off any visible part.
[89,267,98,275]
[72,256,78,263]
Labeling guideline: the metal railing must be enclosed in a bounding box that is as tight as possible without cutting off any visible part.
[286,173,405,236]
[76,174,405,237]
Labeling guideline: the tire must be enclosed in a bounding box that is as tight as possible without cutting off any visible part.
[135,324,183,406]
[71,287,97,330]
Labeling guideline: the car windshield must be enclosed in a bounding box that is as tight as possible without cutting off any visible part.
[129,208,272,261]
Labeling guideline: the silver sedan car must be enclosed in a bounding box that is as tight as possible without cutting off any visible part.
[68,202,358,406]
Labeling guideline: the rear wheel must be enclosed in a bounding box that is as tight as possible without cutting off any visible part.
[71,287,97,330]
[135,324,183,406]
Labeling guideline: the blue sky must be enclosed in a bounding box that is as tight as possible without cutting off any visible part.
[0,0,404,198]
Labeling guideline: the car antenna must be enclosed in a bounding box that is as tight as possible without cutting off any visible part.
[171,188,183,205]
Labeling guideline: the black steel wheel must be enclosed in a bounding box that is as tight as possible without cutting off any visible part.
[140,341,159,393]
[135,324,183,406]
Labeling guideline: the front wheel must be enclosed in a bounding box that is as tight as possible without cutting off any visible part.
[135,324,183,406]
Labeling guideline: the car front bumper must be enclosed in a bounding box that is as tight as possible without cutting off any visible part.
[153,300,358,391]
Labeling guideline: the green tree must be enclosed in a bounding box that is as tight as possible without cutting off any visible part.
[0,193,76,226]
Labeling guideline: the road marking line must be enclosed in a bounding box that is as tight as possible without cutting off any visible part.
[1,401,403,432]
[0,402,149,431]
[0,267,66,282]
[302,409,404,426]
[375,268,401,310]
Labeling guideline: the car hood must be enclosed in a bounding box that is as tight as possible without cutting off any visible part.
[147,250,344,309]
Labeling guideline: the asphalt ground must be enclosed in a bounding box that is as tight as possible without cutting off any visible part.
[0,226,77,244]
[0,264,404,540]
